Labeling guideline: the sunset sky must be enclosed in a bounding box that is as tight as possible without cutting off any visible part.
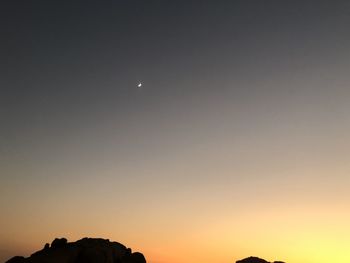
[1,1,350,263]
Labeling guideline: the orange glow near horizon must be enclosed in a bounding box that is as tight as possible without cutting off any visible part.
[2,178,350,263]
[2,139,350,263]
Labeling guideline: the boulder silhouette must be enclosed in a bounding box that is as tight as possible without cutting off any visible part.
[123,252,146,263]
[5,256,25,263]
[5,237,146,263]
[50,237,67,249]
[236,257,269,263]
[236,256,285,263]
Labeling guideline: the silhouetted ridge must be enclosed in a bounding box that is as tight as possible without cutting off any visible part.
[5,237,146,263]
[236,256,285,263]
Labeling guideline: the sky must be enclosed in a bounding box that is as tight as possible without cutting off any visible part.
[1,1,350,262]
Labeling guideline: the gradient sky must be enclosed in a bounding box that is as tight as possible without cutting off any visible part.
[1,1,350,263]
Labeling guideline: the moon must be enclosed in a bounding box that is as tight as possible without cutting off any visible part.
[137,82,142,88]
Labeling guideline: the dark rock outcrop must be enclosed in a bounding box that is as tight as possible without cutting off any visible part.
[5,256,25,263]
[51,237,68,249]
[6,237,146,263]
[123,252,146,263]
[236,256,285,263]
[236,257,269,263]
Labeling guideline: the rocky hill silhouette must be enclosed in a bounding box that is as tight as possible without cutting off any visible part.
[5,237,146,263]
[5,237,286,263]
[236,256,285,263]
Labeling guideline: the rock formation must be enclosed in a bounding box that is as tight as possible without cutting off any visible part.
[5,237,146,263]
[236,256,285,263]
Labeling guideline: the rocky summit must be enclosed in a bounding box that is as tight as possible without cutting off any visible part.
[236,256,285,263]
[5,237,146,263]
